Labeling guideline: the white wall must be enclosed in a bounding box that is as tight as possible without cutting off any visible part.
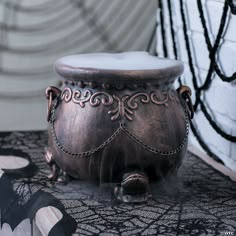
[156,0,236,171]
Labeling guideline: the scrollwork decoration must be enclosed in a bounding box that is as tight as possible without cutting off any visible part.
[61,87,72,102]
[90,92,114,106]
[60,87,179,121]
[168,89,180,103]
[127,93,150,109]
[108,95,133,121]
[72,90,92,107]
[150,91,169,106]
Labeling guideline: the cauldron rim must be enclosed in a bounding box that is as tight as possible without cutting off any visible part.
[54,52,184,85]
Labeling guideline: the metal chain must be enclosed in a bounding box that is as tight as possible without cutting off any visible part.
[50,97,189,158]
[120,99,189,156]
[50,104,122,157]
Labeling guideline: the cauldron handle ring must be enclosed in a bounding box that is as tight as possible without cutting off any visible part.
[177,85,194,119]
[45,86,61,122]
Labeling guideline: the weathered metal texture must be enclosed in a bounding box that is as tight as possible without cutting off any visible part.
[45,53,192,202]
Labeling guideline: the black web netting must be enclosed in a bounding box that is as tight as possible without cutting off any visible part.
[156,0,236,163]
[1,131,236,235]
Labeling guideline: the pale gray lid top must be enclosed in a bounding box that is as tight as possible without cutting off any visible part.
[54,51,184,84]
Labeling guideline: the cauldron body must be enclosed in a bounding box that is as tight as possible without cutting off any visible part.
[45,52,191,199]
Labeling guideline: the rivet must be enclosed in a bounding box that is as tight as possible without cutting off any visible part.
[116,84,124,90]
[69,80,75,86]
[78,81,85,88]
[102,83,110,90]
[89,81,97,89]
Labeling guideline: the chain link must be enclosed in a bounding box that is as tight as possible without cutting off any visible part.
[49,97,189,158]
[120,99,189,156]
[50,104,122,157]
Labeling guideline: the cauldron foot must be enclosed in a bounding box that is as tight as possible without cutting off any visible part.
[45,149,70,184]
[45,148,60,181]
[57,171,69,185]
[114,171,150,203]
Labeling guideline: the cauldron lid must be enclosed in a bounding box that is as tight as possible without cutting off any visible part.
[54,52,184,85]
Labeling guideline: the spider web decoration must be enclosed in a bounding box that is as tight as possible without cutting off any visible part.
[0,0,157,99]
[156,0,236,163]
[0,131,236,235]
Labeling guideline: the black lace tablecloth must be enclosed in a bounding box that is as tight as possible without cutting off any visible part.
[0,131,236,236]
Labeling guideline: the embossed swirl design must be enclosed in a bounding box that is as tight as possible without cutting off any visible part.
[60,88,179,121]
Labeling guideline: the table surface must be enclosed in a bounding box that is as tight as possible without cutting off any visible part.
[0,131,236,236]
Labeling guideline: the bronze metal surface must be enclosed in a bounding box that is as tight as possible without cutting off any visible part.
[45,53,193,203]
